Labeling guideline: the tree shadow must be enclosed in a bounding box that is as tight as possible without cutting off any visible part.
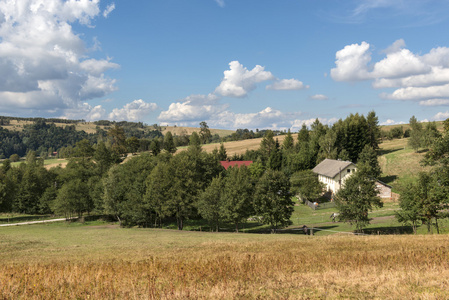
[378,148,403,156]
[0,215,54,223]
[378,175,398,185]
[416,149,429,154]
[363,225,414,235]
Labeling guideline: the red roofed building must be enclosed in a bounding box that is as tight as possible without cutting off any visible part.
[220,161,253,170]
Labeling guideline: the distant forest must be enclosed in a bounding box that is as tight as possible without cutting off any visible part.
[0,117,163,159]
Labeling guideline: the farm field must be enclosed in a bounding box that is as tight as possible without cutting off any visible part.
[1,220,449,299]
[10,158,69,170]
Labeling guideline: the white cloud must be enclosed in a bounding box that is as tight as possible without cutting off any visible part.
[332,40,449,103]
[433,111,449,121]
[103,3,115,18]
[419,99,449,106]
[214,61,275,97]
[382,39,406,54]
[380,119,405,126]
[86,105,107,120]
[330,42,371,81]
[109,99,158,122]
[0,0,118,118]
[372,49,430,79]
[158,94,226,123]
[214,0,225,8]
[309,94,328,101]
[290,118,338,131]
[266,79,309,90]
[383,84,449,101]
[80,58,119,76]
[63,102,106,121]
[159,61,309,129]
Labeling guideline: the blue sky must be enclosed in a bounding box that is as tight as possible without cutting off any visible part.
[2,0,449,130]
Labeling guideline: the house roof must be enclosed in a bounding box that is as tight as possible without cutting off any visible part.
[220,161,253,170]
[312,159,355,178]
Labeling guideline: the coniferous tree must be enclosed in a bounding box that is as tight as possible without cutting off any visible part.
[163,131,177,154]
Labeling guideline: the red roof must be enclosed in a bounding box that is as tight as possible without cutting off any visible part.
[220,161,253,170]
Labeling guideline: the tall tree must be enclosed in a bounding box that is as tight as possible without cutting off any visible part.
[260,130,276,162]
[218,143,227,161]
[108,125,127,157]
[254,170,294,233]
[199,121,211,144]
[334,171,383,232]
[189,131,202,152]
[357,144,381,179]
[296,123,310,151]
[163,131,177,154]
[408,115,423,152]
[197,175,224,232]
[282,129,294,151]
[290,170,324,201]
[318,128,337,161]
[267,139,282,170]
[221,166,254,232]
[366,110,381,150]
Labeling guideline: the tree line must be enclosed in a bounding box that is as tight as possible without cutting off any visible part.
[0,111,386,233]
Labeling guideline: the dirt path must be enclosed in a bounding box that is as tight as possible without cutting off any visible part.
[0,218,76,227]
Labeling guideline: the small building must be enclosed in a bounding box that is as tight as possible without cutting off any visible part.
[375,180,392,199]
[220,160,253,170]
[312,159,357,196]
[313,158,393,200]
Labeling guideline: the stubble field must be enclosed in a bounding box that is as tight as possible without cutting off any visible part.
[1,223,449,299]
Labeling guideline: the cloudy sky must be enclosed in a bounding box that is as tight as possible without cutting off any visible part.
[2,0,449,130]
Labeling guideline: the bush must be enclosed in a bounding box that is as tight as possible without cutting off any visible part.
[9,154,20,162]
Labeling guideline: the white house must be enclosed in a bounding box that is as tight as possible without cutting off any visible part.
[312,159,356,196]
[312,158,393,200]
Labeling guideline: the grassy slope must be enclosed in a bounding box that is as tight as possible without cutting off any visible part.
[378,138,430,191]
[2,222,449,298]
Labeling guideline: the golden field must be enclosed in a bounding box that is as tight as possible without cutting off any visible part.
[1,223,449,299]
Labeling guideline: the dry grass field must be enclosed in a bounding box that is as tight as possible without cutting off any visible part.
[1,223,449,299]
[178,134,298,157]
[161,126,234,138]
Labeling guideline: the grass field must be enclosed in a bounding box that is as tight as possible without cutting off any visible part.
[2,219,449,299]
[378,138,431,191]
[10,158,69,170]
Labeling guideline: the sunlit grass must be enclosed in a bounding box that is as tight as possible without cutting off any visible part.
[2,223,449,299]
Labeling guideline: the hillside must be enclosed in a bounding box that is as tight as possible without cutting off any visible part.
[161,126,234,138]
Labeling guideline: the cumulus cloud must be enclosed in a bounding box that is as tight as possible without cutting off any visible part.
[159,61,309,129]
[158,94,226,123]
[0,0,119,118]
[309,94,329,101]
[330,42,372,81]
[215,61,275,97]
[109,99,158,122]
[380,119,405,126]
[266,79,309,90]
[433,111,449,121]
[63,102,106,121]
[332,40,449,105]
[290,117,338,131]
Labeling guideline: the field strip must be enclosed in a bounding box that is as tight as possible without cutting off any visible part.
[0,217,76,227]
[294,227,368,235]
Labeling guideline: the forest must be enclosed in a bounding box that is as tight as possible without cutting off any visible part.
[0,111,447,233]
